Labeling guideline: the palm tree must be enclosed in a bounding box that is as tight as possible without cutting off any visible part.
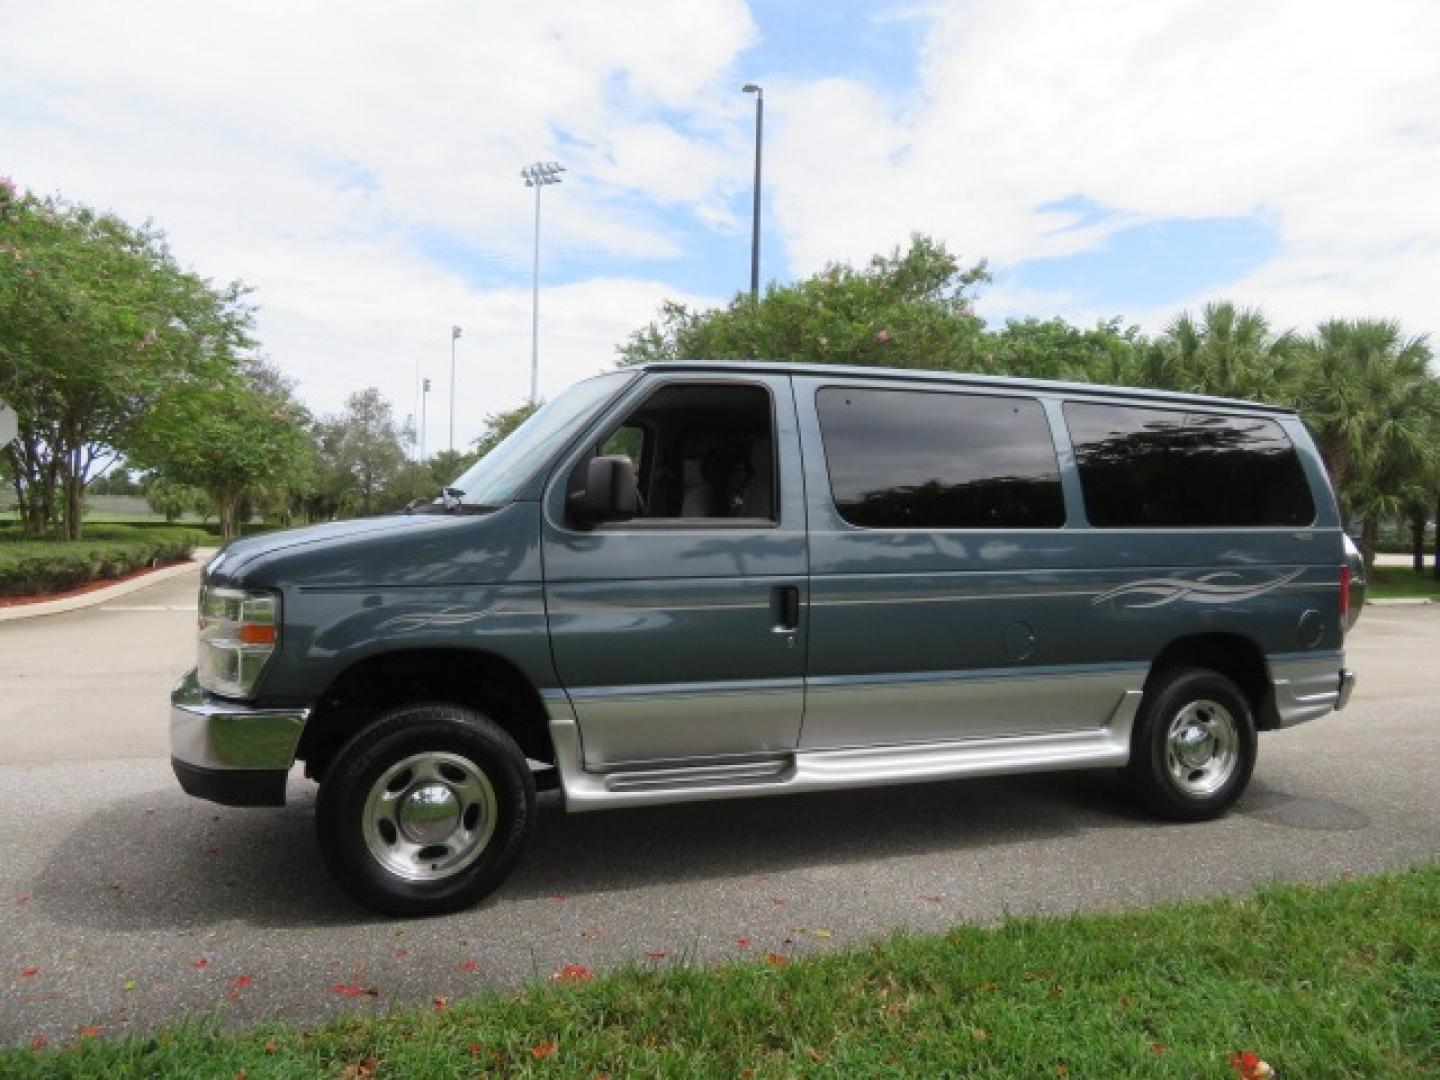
[1158,302,1304,403]
[1299,319,1439,568]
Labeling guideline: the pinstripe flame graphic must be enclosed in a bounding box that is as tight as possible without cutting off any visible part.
[1091,568,1304,609]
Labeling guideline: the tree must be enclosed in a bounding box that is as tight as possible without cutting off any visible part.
[144,475,208,522]
[0,186,254,538]
[1298,319,1438,567]
[619,235,991,372]
[985,317,1145,384]
[1151,302,1304,403]
[128,358,312,539]
[314,389,410,517]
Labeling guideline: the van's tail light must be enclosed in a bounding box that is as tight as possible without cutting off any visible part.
[1339,564,1351,620]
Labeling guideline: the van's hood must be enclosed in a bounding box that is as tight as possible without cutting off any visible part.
[205,504,542,590]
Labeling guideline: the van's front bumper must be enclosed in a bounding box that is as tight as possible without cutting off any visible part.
[169,669,308,807]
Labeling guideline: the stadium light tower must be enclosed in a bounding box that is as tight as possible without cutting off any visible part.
[742,84,763,301]
[521,161,566,404]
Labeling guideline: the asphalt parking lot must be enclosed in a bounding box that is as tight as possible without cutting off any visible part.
[1,568,1437,1044]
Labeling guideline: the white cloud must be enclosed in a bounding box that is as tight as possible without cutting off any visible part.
[769,0,1440,335]
[0,0,744,437]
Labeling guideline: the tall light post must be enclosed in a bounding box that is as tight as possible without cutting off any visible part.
[521,160,565,404]
[448,325,462,454]
[420,377,431,463]
[742,83,763,301]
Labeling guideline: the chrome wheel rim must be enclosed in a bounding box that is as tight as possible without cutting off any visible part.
[1164,699,1238,796]
[362,752,498,882]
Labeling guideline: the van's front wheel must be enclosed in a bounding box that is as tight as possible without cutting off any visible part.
[1125,667,1256,821]
[316,704,535,916]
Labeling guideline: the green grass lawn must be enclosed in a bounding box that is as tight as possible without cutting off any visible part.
[1368,566,1440,601]
[5,863,1436,1078]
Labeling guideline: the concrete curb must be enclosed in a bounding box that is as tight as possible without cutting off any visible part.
[0,548,218,623]
[1367,597,1436,606]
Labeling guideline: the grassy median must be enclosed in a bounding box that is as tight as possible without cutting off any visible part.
[5,862,1436,1078]
[1367,566,1440,602]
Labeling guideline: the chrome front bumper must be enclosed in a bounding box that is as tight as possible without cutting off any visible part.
[170,669,309,806]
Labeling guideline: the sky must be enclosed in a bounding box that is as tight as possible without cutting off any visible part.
[3,0,1437,452]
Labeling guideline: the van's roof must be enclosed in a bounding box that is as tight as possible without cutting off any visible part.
[641,361,1297,415]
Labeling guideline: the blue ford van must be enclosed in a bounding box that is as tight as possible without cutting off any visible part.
[171,363,1358,914]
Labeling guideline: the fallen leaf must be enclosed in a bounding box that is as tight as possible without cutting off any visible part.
[393,948,409,959]
[768,896,786,906]
[467,1043,483,1057]
[807,1049,826,1063]
[549,892,569,901]
[234,1071,247,1080]
[1055,1066,1069,1078]
[432,996,449,1011]
[331,984,377,997]
[531,1041,558,1060]
[338,1060,375,1080]
[645,949,668,960]
[1150,1043,1166,1055]
[920,894,943,903]
[79,1026,101,1039]
[1230,1050,1275,1080]
[263,1041,278,1054]
[735,937,752,949]
[552,964,593,984]
[123,980,136,992]
[971,1028,989,1041]
[581,926,602,940]
[192,958,210,970]
[229,975,252,991]
[1048,984,1065,1000]
[812,928,834,939]
[19,966,38,978]
[458,959,479,972]
[30,1035,48,1050]
[763,952,789,968]
[16,894,30,906]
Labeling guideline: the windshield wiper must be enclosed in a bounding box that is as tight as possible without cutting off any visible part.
[405,487,498,515]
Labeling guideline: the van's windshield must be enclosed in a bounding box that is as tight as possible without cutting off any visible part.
[448,371,634,507]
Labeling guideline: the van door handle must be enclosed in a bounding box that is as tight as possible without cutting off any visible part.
[774,585,800,631]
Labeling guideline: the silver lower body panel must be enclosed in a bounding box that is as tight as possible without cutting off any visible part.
[546,688,1143,811]
[1267,653,1351,728]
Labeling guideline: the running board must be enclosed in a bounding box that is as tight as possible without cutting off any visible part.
[548,690,1142,812]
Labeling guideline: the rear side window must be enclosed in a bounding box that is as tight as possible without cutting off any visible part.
[816,388,1065,529]
[1064,402,1315,527]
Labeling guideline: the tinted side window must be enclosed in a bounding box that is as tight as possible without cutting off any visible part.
[816,388,1065,529]
[1064,403,1315,527]
[582,383,776,522]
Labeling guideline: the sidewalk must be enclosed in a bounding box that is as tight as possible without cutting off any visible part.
[0,547,217,623]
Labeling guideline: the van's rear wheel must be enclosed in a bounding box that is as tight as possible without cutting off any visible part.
[316,704,534,916]
[1125,667,1256,821]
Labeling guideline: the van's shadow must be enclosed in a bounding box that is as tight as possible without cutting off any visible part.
[35,768,1241,932]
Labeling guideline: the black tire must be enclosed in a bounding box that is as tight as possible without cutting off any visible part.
[1124,666,1257,821]
[316,703,535,917]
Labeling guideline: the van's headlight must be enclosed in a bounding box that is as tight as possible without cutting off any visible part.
[197,586,279,699]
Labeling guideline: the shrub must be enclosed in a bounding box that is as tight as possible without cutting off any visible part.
[0,525,209,597]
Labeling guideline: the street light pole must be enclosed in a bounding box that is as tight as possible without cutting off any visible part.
[448,325,462,455]
[420,377,431,463]
[742,83,763,301]
[521,161,565,405]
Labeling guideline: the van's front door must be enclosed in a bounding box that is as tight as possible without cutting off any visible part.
[541,373,808,768]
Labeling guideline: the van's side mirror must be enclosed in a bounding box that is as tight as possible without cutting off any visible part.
[569,455,638,526]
